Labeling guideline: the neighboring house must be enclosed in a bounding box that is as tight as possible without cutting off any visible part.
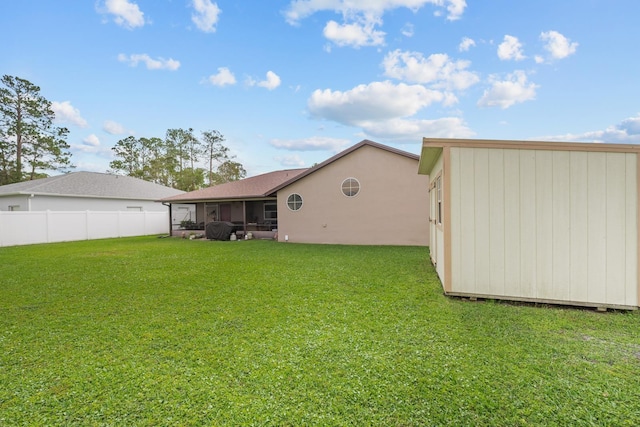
[0,171,185,212]
[419,137,640,310]
[160,140,430,246]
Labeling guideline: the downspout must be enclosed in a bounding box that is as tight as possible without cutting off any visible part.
[28,194,34,211]
[162,202,172,236]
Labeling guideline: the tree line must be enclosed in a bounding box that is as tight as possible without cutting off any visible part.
[108,129,246,191]
[0,74,244,191]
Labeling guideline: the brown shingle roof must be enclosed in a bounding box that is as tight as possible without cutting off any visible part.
[159,168,308,203]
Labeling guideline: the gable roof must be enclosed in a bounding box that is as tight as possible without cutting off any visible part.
[270,139,420,193]
[160,168,308,203]
[0,171,184,200]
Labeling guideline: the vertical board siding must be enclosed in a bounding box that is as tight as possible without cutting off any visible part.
[474,149,491,291]
[519,150,537,298]
[569,152,589,302]
[535,150,554,300]
[551,151,571,301]
[449,150,460,290]
[503,150,521,297]
[625,155,638,306]
[587,153,608,304]
[605,153,628,305]
[488,149,506,295]
[448,147,638,307]
[458,148,477,293]
[430,155,447,283]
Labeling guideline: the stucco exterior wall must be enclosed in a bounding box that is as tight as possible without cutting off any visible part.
[0,195,29,211]
[448,147,638,308]
[276,144,429,246]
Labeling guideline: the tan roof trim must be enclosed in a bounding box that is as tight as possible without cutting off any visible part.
[271,139,420,193]
[423,137,640,153]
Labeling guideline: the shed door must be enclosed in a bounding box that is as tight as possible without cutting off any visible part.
[429,182,437,264]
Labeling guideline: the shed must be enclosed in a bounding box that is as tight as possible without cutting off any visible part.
[418,137,640,310]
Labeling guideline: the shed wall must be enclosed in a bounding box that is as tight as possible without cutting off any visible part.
[449,147,638,308]
[429,154,445,281]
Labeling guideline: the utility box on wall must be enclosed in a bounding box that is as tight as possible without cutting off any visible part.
[419,137,640,310]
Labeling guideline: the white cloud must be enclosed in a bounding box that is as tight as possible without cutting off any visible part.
[401,23,414,37]
[206,67,237,86]
[477,70,538,109]
[103,120,127,135]
[257,71,282,90]
[497,35,526,61]
[458,37,475,52]
[308,80,448,125]
[284,0,467,25]
[382,49,479,91]
[358,117,474,140]
[540,30,578,60]
[99,0,145,29]
[270,136,351,152]
[83,134,101,147]
[191,0,221,33]
[118,53,180,70]
[323,18,385,48]
[543,113,640,144]
[274,154,306,167]
[52,101,88,128]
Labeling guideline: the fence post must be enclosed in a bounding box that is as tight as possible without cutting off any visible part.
[85,210,91,240]
[46,210,52,243]
[0,212,4,247]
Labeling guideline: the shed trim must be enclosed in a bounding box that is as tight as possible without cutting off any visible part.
[637,153,640,308]
[443,146,452,293]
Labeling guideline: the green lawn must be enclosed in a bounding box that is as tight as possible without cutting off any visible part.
[1,237,639,426]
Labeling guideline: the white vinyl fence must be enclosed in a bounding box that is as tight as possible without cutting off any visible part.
[0,210,169,247]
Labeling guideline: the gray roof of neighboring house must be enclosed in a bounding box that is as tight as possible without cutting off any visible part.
[160,168,309,203]
[0,171,184,200]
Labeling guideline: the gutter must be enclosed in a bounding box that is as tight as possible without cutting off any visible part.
[162,202,172,236]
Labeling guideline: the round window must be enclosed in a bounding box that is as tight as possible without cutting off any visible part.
[287,193,303,211]
[341,177,360,197]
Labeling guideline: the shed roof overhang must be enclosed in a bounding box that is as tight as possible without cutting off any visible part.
[418,146,443,175]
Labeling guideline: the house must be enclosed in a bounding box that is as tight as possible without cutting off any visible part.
[419,137,640,310]
[160,168,308,237]
[160,140,430,246]
[0,172,189,246]
[0,171,185,213]
[273,140,429,245]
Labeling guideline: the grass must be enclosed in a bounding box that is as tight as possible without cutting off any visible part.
[1,236,639,426]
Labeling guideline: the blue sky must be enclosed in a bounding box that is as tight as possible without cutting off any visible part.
[2,0,640,177]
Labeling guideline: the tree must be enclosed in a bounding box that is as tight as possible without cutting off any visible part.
[201,129,229,186]
[212,160,246,185]
[109,127,245,191]
[109,136,141,177]
[0,75,73,184]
